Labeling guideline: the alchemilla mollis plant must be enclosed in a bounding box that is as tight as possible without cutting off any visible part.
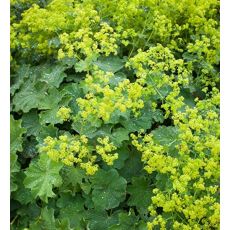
[10,0,220,229]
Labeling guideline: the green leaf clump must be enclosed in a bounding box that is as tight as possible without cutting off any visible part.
[10,0,220,229]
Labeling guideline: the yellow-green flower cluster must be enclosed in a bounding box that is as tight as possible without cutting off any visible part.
[76,70,145,122]
[127,44,191,86]
[127,45,193,119]
[131,133,179,175]
[161,82,185,118]
[131,90,220,229]
[96,137,118,165]
[58,22,120,60]
[57,107,71,122]
[39,134,118,175]
[186,35,220,87]
[11,0,136,61]
[11,0,219,64]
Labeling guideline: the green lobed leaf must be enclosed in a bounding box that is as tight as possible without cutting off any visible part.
[40,207,56,230]
[10,115,26,154]
[62,167,91,194]
[75,59,90,72]
[72,116,102,136]
[118,148,143,183]
[16,202,41,228]
[28,207,56,230]
[35,124,58,144]
[12,73,67,113]
[121,104,154,132]
[37,86,66,110]
[127,177,153,210]
[94,56,124,73]
[113,146,130,170]
[108,212,139,230]
[152,109,164,123]
[56,193,85,229]
[10,64,31,96]
[24,154,63,202]
[22,110,42,136]
[39,95,72,125]
[91,169,127,210]
[86,209,119,230]
[21,137,38,159]
[55,218,73,230]
[10,152,20,192]
[151,126,179,151]
[40,64,67,88]
[13,172,33,204]
[12,80,47,113]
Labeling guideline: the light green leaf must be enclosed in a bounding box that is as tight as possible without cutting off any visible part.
[40,207,56,230]
[75,59,90,72]
[24,154,63,202]
[55,218,73,230]
[10,115,26,154]
[91,169,127,210]
[152,109,164,123]
[62,167,91,194]
[39,95,72,125]
[38,86,66,110]
[155,173,173,190]
[179,88,196,111]
[110,127,130,146]
[109,72,127,87]
[12,81,47,113]
[86,125,129,146]
[62,167,85,186]
[94,56,124,73]
[152,126,179,150]
[40,65,67,88]
[10,152,20,192]
[72,117,102,136]
[121,105,154,132]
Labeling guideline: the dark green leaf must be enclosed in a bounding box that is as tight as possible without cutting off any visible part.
[11,65,31,95]
[13,172,33,204]
[119,148,143,183]
[22,110,42,136]
[57,193,85,228]
[91,169,127,210]
[127,177,152,210]
[86,209,119,230]
[36,124,58,144]
[108,212,138,230]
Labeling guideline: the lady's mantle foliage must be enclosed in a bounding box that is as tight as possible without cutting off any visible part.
[10,0,219,229]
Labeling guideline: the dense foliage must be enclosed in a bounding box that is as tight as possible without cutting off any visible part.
[10,0,220,229]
